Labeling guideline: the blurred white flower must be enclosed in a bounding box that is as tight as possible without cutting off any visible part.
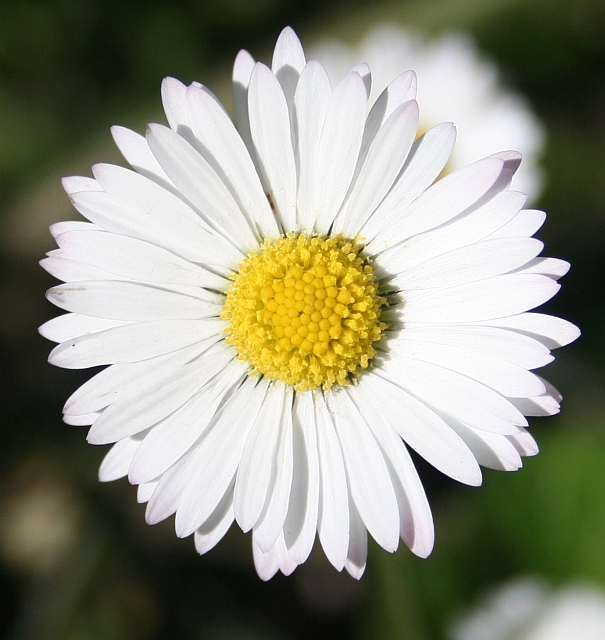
[40,27,577,580]
[450,578,605,640]
[312,25,545,200]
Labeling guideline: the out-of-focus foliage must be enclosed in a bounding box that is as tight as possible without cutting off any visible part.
[0,0,604,638]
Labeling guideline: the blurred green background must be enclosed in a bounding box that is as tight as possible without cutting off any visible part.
[1,0,604,638]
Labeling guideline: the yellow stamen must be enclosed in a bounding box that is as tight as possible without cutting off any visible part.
[221,233,386,391]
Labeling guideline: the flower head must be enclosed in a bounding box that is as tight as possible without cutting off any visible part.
[40,27,578,580]
[312,25,546,200]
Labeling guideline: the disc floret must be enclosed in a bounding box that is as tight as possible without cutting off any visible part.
[222,233,386,391]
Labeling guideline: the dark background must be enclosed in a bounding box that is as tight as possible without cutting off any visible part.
[1,0,604,638]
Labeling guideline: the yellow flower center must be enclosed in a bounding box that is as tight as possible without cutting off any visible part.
[221,233,386,391]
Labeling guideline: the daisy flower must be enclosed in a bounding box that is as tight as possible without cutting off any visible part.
[311,25,545,200]
[40,27,578,580]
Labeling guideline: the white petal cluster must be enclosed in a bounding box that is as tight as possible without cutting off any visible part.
[40,27,578,580]
[312,25,546,200]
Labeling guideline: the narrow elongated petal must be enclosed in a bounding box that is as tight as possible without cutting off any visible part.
[392,237,543,291]
[128,360,246,484]
[47,280,222,322]
[349,385,434,557]
[378,356,527,434]
[364,123,457,248]
[247,63,297,231]
[253,387,295,552]
[146,123,259,252]
[486,312,581,348]
[315,392,350,571]
[54,229,228,290]
[349,374,482,485]
[375,190,526,275]
[48,319,225,368]
[332,100,419,236]
[87,347,234,444]
[400,274,560,324]
[185,83,280,240]
[233,382,287,532]
[111,125,172,185]
[40,314,127,344]
[328,390,400,553]
[294,61,332,232]
[283,391,320,564]
[194,487,235,555]
[175,377,269,536]
[312,71,368,234]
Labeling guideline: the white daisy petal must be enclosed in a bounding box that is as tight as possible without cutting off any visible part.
[54,229,227,290]
[185,83,280,240]
[489,208,546,238]
[252,535,280,581]
[348,384,434,557]
[128,360,246,485]
[328,390,400,553]
[376,156,507,250]
[63,412,100,426]
[396,325,554,370]
[315,392,350,572]
[294,60,332,233]
[232,49,256,154]
[363,70,418,142]
[137,481,158,504]
[48,319,224,368]
[110,125,172,185]
[86,347,234,445]
[283,391,320,565]
[61,177,102,196]
[47,280,222,322]
[364,122,457,248]
[508,429,539,457]
[351,62,372,97]
[510,393,561,417]
[400,274,560,324]
[514,257,570,280]
[41,27,577,581]
[144,455,193,526]
[378,355,527,434]
[349,374,482,486]
[445,419,524,471]
[332,99,419,236]
[194,487,235,555]
[344,501,368,579]
[146,123,259,252]
[70,174,241,266]
[272,26,306,122]
[41,253,116,283]
[272,533,299,577]
[63,344,205,416]
[375,190,527,278]
[253,387,295,552]
[233,382,288,533]
[39,314,127,343]
[486,312,581,349]
[247,63,297,231]
[161,76,190,131]
[98,435,145,482]
[312,71,368,235]
[388,337,546,397]
[174,376,269,537]
[391,237,543,290]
